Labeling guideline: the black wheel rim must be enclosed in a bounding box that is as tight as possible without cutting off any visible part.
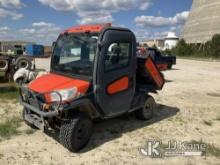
[143,98,155,117]
[75,120,90,143]
[144,103,152,116]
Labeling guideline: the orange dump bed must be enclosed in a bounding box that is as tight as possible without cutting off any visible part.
[136,56,165,90]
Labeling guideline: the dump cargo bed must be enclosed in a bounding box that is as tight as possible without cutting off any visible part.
[136,56,165,91]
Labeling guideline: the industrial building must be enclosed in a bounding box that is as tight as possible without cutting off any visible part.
[182,0,220,43]
[164,32,179,50]
[0,41,34,55]
[140,39,165,50]
[140,32,179,50]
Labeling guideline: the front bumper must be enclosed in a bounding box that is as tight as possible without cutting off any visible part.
[19,86,92,118]
[19,86,61,118]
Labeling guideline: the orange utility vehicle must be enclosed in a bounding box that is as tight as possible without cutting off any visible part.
[19,24,165,152]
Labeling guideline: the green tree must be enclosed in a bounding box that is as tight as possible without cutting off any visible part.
[172,39,192,56]
[208,34,220,58]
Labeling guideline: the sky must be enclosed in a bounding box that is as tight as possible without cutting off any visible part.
[0,0,192,45]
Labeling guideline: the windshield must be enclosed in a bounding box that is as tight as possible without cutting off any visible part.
[51,33,98,78]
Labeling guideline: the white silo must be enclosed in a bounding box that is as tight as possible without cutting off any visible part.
[164,32,179,50]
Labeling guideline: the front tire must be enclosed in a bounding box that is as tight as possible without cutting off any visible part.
[59,113,93,152]
[135,96,156,120]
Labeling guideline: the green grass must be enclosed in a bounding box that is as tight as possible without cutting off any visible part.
[191,140,220,158]
[0,153,3,159]
[0,72,19,100]
[0,72,7,83]
[206,143,220,158]
[0,86,19,100]
[0,117,22,139]
[215,117,220,121]
[24,129,35,135]
[203,120,213,126]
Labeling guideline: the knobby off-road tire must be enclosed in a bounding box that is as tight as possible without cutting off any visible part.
[135,95,156,120]
[22,108,38,129]
[16,57,32,70]
[59,113,93,152]
[0,59,8,72]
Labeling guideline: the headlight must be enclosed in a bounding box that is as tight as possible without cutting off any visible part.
[49,87,78,102]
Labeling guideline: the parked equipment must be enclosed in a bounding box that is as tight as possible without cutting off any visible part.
[19,24,165,152]
[0,54,34,81]
[25,44,44,56]
[137,47,176,70]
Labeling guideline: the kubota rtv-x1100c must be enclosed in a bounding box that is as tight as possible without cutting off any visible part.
[19,24,165,152]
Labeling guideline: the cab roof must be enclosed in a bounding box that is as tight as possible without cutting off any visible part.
[64,23,112,34]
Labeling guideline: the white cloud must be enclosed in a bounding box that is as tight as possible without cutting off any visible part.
[0,0,24,8]
[38,0,153,11]
[0,26,10,31]
[0,8,23,20]
[32,22,54,27]
[134,29,150,41]
[18,22,62,44]
[77,10,114,24]
[0,22,62,45]
[19,28,36,34]
[139,2,152,10]
[0,26,15,40]
[0,0,24,20]
[135,11,189,27]
[38,0,153,24]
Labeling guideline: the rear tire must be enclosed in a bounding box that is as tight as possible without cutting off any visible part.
[22,108,38,129]
[135,96,156,120]
[59,113,93,152]
[168,64,172,69]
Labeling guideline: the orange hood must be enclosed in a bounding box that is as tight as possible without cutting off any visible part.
[28,73,90,94]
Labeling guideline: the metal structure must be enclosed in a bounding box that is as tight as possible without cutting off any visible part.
[164,32,179,50]
[182,0,220,43]
[0,41,34,55]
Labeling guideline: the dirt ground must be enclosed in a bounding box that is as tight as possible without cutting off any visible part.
[0,59,220,165]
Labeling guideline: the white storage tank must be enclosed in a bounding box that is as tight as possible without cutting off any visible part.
[164,32,179,50]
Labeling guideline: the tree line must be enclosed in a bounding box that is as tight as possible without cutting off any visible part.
[163,34,220,58]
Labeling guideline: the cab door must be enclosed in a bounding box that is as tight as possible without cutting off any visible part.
[94,28,136,117]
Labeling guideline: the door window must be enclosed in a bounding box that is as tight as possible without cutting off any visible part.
[104,42,130,72]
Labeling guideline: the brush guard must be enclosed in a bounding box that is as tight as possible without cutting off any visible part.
[19,86,63,130]
[19,86,62,117]
[19,86,93,129]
